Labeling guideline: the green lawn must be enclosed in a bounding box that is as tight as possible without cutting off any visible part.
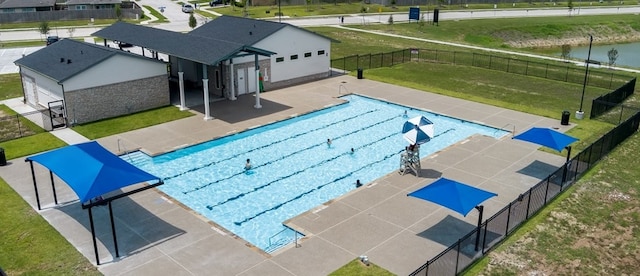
[0,74,23,100]
[72,106,194,139]
[348,14,640,53]
[1,10,639,275]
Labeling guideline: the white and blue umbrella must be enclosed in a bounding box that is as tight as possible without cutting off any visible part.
[402,116,434,145]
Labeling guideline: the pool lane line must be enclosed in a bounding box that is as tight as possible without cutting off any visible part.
[183,114,404,195]
[229,128,457,226]
[163,109,380,181]
[202,135,386,210]
[206,126,456,213]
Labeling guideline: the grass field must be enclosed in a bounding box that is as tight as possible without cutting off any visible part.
[0,10,639,275]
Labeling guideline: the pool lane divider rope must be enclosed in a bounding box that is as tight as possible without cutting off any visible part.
[220,129,456,226]
[183,114,403,195]
[164,109,379,182]
[204,130,397,210]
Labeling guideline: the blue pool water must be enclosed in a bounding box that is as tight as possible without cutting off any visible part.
[125,95,508,252]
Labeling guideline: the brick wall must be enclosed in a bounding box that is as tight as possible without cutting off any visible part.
[65,75,169,124]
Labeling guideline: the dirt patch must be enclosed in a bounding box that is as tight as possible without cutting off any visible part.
[494,25,640,48]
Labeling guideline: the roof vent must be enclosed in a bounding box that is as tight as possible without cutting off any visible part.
[67,59,72,64]
[80,50,83,54]
[249,31,252,35]
[60,58,65,63]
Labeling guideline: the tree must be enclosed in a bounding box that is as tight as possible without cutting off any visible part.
[419,13,426,27]
[67,27,76,38]
[567,0,574,13]
[388,14,394,25]
[560,44,571,61]
[607,47,619,67]
[115,4,122,20]
[188,13,197,29]
[38,21,51,39]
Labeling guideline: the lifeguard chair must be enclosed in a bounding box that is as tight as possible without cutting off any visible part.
[399,146,420,177]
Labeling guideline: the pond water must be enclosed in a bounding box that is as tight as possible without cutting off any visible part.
[560,41,640,68]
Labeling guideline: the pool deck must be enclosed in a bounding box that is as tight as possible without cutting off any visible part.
[0,74,573,275]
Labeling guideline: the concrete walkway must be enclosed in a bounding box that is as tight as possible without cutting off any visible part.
[0,75,571,275]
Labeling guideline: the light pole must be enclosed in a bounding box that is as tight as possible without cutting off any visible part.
[576,34,593,120]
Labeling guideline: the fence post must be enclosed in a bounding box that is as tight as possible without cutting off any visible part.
[565,66,569,82]
[505,202,512,235]
[392,51,394,66]
[489,55,492,69]
[453,51,456,64]
[472,52,476,66]
[507,58,510,73]
[17,114,23,138]
[435,49,439,63]
[545,64,548,78]
[357,54,360,70]
[619,105,624,125]
[343,57,346,74]
[543,177,550,204]
[525,60,529,75]
[369,53,372,69]
[455,239,461,274]
[525,189,532,219]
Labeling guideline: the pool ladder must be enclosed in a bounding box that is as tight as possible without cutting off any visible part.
[496,123,516,137]
[338,84,349,96]
[117,139,134,163]
[268,228,301,251]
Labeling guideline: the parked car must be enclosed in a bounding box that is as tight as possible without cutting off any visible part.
[46,36,59,46]
[182,4,194,13]
[209,0,223,6]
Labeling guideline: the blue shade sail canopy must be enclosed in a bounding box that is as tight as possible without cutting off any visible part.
[402,116,434,145]
[407,178,497,216]
[513,127,579,152]
[26,141,161,203]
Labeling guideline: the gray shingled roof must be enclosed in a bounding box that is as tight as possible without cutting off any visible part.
[14,39,163,83]
[62,0,121,5]
[92,21,275,65]
[189,15,337,44]
[0,0,55,8]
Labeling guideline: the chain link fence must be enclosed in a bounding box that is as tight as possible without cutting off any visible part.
[331,49,631,90]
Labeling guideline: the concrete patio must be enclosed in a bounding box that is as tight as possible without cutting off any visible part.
[0,74,572,275]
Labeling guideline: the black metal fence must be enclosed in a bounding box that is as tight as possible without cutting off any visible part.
[331,49,631,90]
[0,109,55,142]
[409,97,640,276]
[590,78,637,119]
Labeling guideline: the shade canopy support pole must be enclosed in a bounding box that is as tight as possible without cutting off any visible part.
[27,160,42,210]
[474,205,484,251]
[88,207,100,265]
[108,201,120,258]
[49,171,58,205]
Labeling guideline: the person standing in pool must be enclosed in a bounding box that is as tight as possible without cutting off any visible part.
[327,138,332,147]
[245,159,252,170]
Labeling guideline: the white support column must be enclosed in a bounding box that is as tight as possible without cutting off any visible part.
[203,78,212,120]
[178,71,186,110]
[254,55,262,109]
[202,64,212,120]
[229,60,236,101]
[254,69,261,108]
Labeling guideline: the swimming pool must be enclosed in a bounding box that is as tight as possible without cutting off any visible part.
[125,95,509,252]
